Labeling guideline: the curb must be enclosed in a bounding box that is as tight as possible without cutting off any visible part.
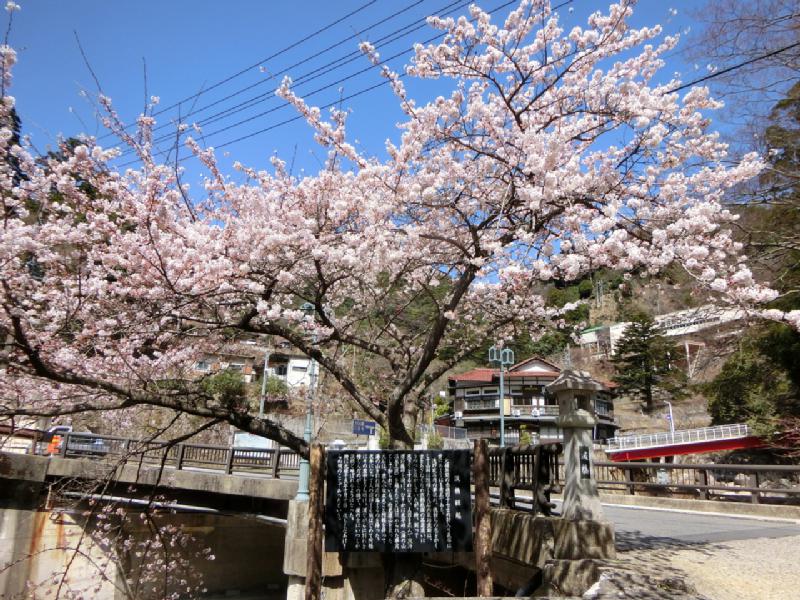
[594,493,800,522]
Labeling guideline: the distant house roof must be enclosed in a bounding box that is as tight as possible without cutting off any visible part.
[449,363,561,384]
[509,356,561,373]
[450,368,497,383]
[448,355,616,391]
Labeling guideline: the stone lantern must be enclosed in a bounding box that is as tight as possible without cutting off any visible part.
[546,369,605,521]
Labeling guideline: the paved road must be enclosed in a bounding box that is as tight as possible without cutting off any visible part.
[596,502,800,550]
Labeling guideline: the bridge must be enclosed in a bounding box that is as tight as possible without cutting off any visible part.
[3,431,800,600]
[605,423,764,461]
[3,431,303,511]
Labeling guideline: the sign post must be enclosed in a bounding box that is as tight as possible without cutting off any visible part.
[473,440,493,596]
[352,419,377,437]
[305,443,324,600]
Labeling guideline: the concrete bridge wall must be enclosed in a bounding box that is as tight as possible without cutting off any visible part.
[0,452,290,599]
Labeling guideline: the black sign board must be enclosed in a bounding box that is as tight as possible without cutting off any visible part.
[579,445,591,479]
[325,450,472,553]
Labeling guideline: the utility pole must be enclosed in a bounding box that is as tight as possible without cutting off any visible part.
[664,400,675,438]
[488,346,515,447]
[296,304,318,502]
[258,345,272,418]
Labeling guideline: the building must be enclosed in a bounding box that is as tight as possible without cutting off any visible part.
[194,337,313,388]
[578,305,745,359]
[447,357,617,445]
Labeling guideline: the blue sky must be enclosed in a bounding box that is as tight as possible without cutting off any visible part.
[8,0,699,185]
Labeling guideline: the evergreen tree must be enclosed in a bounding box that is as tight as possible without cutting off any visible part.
[707,83,800,447]
[611,314,686,413]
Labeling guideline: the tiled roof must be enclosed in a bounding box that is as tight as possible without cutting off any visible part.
[450,368,496,382]
[450,368,561,382]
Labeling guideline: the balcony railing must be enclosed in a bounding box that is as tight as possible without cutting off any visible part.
[512,405,560,417]
[464,399,499,411]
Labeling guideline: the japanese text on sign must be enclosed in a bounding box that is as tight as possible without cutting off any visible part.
[324,450,472,553]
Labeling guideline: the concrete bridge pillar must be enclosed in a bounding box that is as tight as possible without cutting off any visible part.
[283,500,384,600]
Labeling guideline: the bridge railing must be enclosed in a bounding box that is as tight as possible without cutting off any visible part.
[589,460,800,504]
[483,443,800,507]
[606,424,751,452]
[56,432,300,478]
[487,444,563,509]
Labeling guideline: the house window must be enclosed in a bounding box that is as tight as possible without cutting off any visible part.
[275,365,288,376]
[228,362,245,372]
[195,360,211,372]
[482,387,498,395]
[595,400,612,416]
[292,365,308,372]
[522,385,544,402]
[465,388,481,396]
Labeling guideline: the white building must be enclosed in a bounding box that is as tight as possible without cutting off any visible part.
[578,305,745,358]
[194,338,313,388]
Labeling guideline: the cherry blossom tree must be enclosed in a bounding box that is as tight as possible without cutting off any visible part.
[1,0,789,463]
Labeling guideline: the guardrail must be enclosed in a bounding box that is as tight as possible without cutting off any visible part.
[607,424,751,452]
[483,443,800,507]
[49,432,300,479]
[590,460,800,504]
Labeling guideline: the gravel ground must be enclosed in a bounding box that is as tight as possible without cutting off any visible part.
[660,534,800,600]
[590,533,800,599]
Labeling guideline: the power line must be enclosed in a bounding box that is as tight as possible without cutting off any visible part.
[148,0,441,134]
[117,0,571,168]
[99,0,379,140]
[199,34,797,167]
[127,0,473,153]
[667,41,800,94]
[116,2,800,171]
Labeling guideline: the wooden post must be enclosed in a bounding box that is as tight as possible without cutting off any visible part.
[698,469,709,500]
[531,445,541,516]
[225,448,235,474]
[306,443,325,600]
[473,440,493,597]
[60,433,70,457]
[271,447,282,479]
[749,473,760,504]
[500,447,515,509]
[624,468,635,495]
[176,444,186,470]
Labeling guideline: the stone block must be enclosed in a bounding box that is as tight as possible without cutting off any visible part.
[538,558,610,597]
[0,452,48,483]
[552,519,615,560]
[283,500,343,577]
[490,509,556,568]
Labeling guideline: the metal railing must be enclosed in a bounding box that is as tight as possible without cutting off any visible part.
[48,432,300,479]
[523,405,559,417]
[464,398,499,411]
[432,424,467,440]
[607,424,751,452]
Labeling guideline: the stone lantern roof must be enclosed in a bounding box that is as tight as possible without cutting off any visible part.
[545,369,604,394]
